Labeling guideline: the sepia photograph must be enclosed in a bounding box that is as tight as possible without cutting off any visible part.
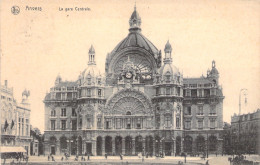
[0,0,259,164]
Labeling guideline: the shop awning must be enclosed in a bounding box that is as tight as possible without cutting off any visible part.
[0,146,26,153]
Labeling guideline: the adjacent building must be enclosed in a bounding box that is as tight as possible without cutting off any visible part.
[43,6,224,156]
[230,109,260,154]
[0,80,32,155]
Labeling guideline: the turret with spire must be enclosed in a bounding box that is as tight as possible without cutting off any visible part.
[88,45,96,65]
[129,3,142,32]
[163,40,173,64]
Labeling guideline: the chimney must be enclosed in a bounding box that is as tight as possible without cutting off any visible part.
[5,80,7,87]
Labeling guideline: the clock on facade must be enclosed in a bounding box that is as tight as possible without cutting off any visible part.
[125,72,133,79]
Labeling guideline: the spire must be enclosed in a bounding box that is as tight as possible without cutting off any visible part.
[129,3,141,32]
[88,45,96,65]
[163,40,172,64]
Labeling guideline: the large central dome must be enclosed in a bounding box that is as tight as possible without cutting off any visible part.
[110,32,158,55]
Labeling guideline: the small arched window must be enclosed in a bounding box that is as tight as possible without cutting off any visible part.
[126,111,131,115]
[51,109,56,117]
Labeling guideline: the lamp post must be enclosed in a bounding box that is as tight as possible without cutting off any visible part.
[238,88,248,154]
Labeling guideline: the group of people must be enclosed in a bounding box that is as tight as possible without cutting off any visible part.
[47,153,55,161]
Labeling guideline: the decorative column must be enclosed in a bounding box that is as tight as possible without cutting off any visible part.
[132,139,135,155]
[112,138,115,155]
[171,142,174,156]
[102,137,105,156]
[173,140,176,156]
[122,138,125,155]
[92,140,96,156]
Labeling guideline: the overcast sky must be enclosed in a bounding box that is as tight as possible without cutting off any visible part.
[1,0,259,132]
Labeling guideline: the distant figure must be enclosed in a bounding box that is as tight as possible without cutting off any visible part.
[61,157,64,161]
[205,160,209,165]
[52,155,55,161]
[216,152,218,157]
[88,154,90,161]
[48,155,50,161]
[81,156,84,161]
[105,153,107,159]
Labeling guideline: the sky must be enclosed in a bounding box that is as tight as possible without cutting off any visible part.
[1,0,259,132]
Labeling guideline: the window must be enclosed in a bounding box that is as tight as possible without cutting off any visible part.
[97,78,101,85]
[126,118,131,129]
[87,89,91,97]
[166,87,170,95]
[79,118,82,128]
[186,90,191,97]
[51,120,55,130]
[156,87,160,96]
[98,89,102,97]
[136,118,141,129]
[61,120,66,130]
[186,107,191,115]
[72,108,77,117]
[105,118,112,129]
[22,118,24,136]
[51,109,56,117]
[185,121,191,130]
[116,118,121,129]
[26,119,29,136]
[18,118,21,135]
[197,106,203,115]
[87,78,91,85]
[61,93,66,100]
[61,108,66,117]
[191,89,197,97]
[210,105,216,115]
[176,117,180,128]
[86,118,91,129]
[97,118,101,128]
[165,116,171,127]
[72,120,77,130]
[198,89,203,97]
[210,119,216,129]
[198,120,203,129]
[166,75,170,83]
[177,88,180,96]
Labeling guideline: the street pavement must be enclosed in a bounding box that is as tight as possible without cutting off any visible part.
[1,154,260,165]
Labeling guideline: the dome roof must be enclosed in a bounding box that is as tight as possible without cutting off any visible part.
[110,32,158,56]
[83,65,101,79]
[159,63,180,76]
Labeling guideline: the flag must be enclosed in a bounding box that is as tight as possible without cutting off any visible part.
[4,120,9,131]
[11,120,14,129]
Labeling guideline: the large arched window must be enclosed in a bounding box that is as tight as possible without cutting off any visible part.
[209,135,217,151]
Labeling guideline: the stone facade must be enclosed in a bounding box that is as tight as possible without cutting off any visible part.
[0,80,32,155]
[43,6,224,156]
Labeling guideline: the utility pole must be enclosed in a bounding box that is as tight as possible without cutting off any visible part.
[238,88,247,155]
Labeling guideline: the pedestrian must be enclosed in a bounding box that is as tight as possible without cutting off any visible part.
[105,153,107,159]
[48,155,50,161]
[61,157,64,161]
[88,154,90,161]
[205,160,209,165]
[52,155,55,161]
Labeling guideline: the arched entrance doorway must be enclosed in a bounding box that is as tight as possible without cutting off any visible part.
[125,136,132,155]
[176,136,181,156]
[145,136,153,156]
[60,136,67,154]
[49,136,57,155]
[184,136,193,153]
[196,135,205,153]
[96,136,102,156]
[115,136,122,155]
[105,136,112,155]
[209,135,217,152]
[78,136,82,155]
[135,136,143,155]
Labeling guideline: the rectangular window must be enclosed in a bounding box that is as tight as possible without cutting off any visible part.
[126,118,131,129]
[97,118,101,128]
[136,118,141,129]
[156,87,160,96]
[72,108,77,117]
[198,89,203,97]
[165,116,171,127]
[116,118,121,129]
[26,119,29,136]
[210,119,216,129]
[87,78,91,85]
[105,118,112,129]
[186,90,191,97]
[176,118,180,128]
[72,120,77,130]
[98,89,102,97]
[186,107,191,115]
[22,118,24,136]
[185,121,191,130]
[191,89,197,97]
[51,120,55,130]
[210,105,216,115]
[18,118,21,135]
[98,78,101,85]
[87,89,91,97]
[61,108,66,116]
[87,118,91,129]
[61,120,66,130]
[197,106,203,115]
[166,75,170,83]
[198,120,203,129]
[166,87,171,95]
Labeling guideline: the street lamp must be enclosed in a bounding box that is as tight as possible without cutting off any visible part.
[238,88,248,154]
